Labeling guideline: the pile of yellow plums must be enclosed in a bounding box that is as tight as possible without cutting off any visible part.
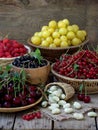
[31,19,87,48]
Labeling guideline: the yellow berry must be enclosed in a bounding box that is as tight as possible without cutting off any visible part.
[67,26,74,32]
[49,20,57,29]
[48,28,55,34]
[67,31,75,40]
[59,28,67,35]
[41,40,49,47]
[63,19,70,26]
[72,24,79,33]
[42,31,50,38]
[60,41,69,47]
[52,31,60,38]
[76,30,85,41]
[41,26,49,31]
[58,21,66,28]
[46,36,53,44]
[31,36,41,45]
[53,38,61,47]
[49,44,56,48]
[72,38,82,46]
[60,36,68,41]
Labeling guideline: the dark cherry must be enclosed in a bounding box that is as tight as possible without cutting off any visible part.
[77,93,85,101]
[0,104,2,107]
[3,101,11,108]
[19,93,26,100]
[8,86,14,93]
[4,94,13,101]
[13,97,21,106]
[29,86,37,91]
[21,100,28,106]
[27,97,35,104]
[36,90,42,99]
[30,91,36,98]
[83,95,91,103]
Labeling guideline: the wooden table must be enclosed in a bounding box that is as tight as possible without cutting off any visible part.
[0,94,98,130]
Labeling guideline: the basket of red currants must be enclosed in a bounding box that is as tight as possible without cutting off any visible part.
[0,38,31,70]
[51,49,98,94]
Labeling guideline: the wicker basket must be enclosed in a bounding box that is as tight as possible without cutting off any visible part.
[0,45,31,71]
[27,38,89,62]
[44,82,75,101]
[51,64,98,94]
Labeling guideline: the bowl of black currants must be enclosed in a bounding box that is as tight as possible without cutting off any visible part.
[11,49,51,85]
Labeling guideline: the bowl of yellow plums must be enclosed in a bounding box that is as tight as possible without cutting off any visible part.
[27,19,89,62]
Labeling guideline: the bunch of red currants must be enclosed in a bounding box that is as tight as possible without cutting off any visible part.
[22,110,42,121]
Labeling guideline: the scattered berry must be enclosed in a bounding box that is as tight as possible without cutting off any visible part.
[22,110,42,121]
[83,95,91,103]
[77,93,85,101]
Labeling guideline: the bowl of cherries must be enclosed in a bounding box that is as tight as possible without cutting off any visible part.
[11,49,51,85]
[0,38,31,70]
[51,49,98,94]
[0,65,43,112]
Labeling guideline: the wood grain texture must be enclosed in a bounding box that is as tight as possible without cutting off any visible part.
[14,108,52,130]
[0,6,86,44]
[54,117,96,130]
[0,113,15,129]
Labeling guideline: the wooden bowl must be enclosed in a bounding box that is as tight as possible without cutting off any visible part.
[0,45,31,71]
[27,38,89,62]
[51,64,98,94]
[11,59,51,85]
[0,88,43,113]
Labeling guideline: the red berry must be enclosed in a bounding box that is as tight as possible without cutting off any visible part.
[3,38,9,44]
[25,115,31,121]
[83,95,91,103]
[22,115,27,120]
[36,111,41,118]
[77,93,85,101]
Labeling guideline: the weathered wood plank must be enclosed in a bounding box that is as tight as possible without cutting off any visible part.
[14,108,52,130]
[0,1,86,43]
[86,1,98,46]
[0,113,15,130]
[54,116,96,130]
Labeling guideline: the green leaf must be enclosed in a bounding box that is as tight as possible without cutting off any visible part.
[21,69,26,81]
[79,84,84,93]
[6,64,12,71]
[0,66,2,72]
[74,64,79,71]
[30,48,43,64]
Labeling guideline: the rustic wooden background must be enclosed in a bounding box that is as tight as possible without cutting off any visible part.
[0,0,98,48]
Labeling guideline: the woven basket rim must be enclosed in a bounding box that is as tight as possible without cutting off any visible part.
[27,37,89,50]
[0,45,31,60]
[51,63,98,82]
